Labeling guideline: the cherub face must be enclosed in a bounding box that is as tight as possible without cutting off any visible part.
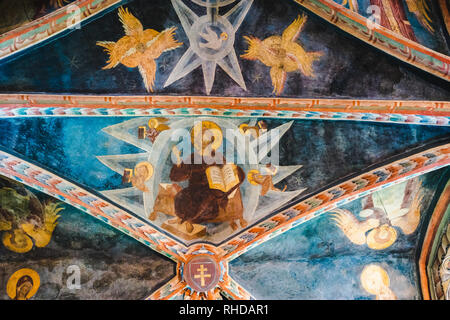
[135,165,148,178]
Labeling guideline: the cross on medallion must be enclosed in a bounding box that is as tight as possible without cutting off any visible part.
[194,264,211,287]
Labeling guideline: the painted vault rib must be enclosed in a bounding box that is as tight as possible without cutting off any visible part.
[292,0,450,81]
[0,150,188,262]
[0,141,448,299]
[220,143,450,261]
[419,180,450,299]
[0,0,123,61]
[0,94,449,126]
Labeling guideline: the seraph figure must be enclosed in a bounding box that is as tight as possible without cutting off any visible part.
[330,179,423,250]
[97,7,183,92]
[241,14,322,95]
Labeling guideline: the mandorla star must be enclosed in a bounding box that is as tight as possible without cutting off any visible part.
[241,14,322,95]
[97,7,183,92]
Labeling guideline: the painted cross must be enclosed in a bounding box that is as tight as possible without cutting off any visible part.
[184,255,220,292]
[194,264,211,287]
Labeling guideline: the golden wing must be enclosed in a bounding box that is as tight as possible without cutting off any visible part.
[138,56,157,92]
[96,41,121,69]
[97,35,141,69]
[287,46,323,77]
[118,7,144,37]
[145,27,183,59]
[281,14,307,45]
[405,0,434,32]
[241,36,279,67]
[270,67,287,95]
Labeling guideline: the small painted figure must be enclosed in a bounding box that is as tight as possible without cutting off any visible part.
[247,164,286,196]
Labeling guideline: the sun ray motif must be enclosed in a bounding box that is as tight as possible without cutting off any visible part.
[164,0,252,95]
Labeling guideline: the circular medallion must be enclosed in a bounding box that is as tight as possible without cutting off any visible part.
[184,255,220,292]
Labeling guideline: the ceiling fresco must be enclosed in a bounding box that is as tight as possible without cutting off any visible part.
[0,0,448,301]
[0,116,448,245]
[229,167,449,299]
[0,175,175,300]
[334,0,450,56]
[0,1,76,34]
[0,0,449,99]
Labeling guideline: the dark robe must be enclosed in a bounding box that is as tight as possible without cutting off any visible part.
[169,153,245,224]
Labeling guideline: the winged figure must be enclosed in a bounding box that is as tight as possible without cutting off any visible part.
[241,14,322,95]
[331,179,423,249]
[0,176,62,253]
[97,7,183,92]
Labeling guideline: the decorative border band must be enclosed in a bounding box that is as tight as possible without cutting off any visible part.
[419,180,450,299]
[220,144,450,260]
[0,0,121,61]
[0,150,188,262]
[0,94,449,125]
[293,0,450,81]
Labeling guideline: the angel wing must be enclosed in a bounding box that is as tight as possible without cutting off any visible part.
[405,0,434,32]
[270,67,287,95]
[241,36,279,67]
[118,7,143,37]
[281,14,307,46]
[138,56,156,92]
[390,189,423,235]
[145,27,183,59]
[330,208,380,245]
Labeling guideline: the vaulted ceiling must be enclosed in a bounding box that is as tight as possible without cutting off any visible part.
[0,0,448,300]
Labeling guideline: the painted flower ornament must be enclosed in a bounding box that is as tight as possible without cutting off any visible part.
[241,14,322,95]
[97,7,183,92]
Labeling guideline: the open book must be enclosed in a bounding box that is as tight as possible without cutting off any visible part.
[206,164,240,192]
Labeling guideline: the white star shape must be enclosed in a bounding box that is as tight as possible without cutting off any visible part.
[165,0,253,95]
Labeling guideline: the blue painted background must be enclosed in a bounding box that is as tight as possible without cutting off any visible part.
[0,0,448,99]
[229,168,447,299]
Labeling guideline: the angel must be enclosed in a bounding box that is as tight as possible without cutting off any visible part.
[330,179,423,250]
[241,14,322,95]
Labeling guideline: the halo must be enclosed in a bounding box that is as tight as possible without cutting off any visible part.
[360,264,390,295]
[239,123,249,135]
[247,169,260,185]
[190,121,223,154]
[134,162,154,181]
[148,118,158,128]
[366,224,397,250]
[7,268,40,300]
